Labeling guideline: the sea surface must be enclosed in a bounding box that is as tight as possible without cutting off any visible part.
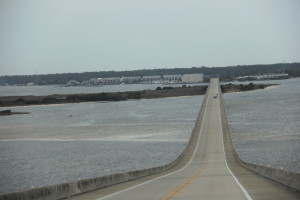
[224,78,300,172]
[0,95,203,194]
[0,83,206,97]
[0,78,299,194]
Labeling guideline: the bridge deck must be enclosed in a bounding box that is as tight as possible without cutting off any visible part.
[70,78,299,200]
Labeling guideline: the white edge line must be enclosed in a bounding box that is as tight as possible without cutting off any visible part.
[95,83,211,200]
[218,81,252,200]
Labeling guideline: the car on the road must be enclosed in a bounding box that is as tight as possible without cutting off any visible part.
[213,94,218,98]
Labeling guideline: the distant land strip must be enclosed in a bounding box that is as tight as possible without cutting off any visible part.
[0,83,276,108]
[0,109,29,116]
[1,62,299,85]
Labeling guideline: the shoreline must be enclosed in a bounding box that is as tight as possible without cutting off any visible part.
[265,85,280,90]
[225,84,281,94]
[0,110,29,116]
[0,83,276,108]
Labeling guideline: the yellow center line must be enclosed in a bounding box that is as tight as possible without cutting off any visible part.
[161,167,205,200]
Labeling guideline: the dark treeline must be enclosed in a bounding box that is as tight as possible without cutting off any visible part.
[0,63,299,85]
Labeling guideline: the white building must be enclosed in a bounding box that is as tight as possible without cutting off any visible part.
[163,75,181,83]
[121,76,141,84]
[89,78,104,85]
[66,80,80,86]
[181,74,203,83]
[26,82,35,86]
[256,73,289,80]
[142,76,162,83]
[103,77,121,84]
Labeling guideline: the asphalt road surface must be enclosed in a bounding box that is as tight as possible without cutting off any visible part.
[70,78,299,200]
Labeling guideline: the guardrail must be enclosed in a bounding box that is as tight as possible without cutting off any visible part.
[0,86,210,200]
[218,87,300,192]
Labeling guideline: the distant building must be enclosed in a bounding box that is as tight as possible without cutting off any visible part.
[142,76,162,83]
[81,80,90,85]
[235,76,257,82]
[121,76,141,84]
[256,73,289,80]
[235,73,289,81]
[181,74,203,83]
[65,80,80,86]
[103,77,121,85]
[163,75,181,83]
[89,78,103,85]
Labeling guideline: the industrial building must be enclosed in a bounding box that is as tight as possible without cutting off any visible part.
[181,74,204,83]
[235,73,289,81]
[84,73,204,85]
[120,76,141,84]
[142,76,162,83]
[163,75,181,83]
[103,77,121,85]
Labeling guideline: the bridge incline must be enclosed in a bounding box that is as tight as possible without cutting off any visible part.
[70,78,299,200]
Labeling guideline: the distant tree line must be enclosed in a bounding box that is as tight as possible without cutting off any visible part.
[0,63,299,85]
[220,82,272,93]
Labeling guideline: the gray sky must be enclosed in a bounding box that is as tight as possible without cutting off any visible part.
[0,0,299,76]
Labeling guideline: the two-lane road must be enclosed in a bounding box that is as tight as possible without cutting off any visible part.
[71,78,299,200]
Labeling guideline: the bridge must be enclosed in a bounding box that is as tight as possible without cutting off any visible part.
[1,79,299,200]
[68,78,299,200]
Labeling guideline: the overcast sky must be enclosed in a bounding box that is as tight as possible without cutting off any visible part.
[0,0,299,76]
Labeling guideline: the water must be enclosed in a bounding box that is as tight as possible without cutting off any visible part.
[0,83,207,97]
[1,78,299,194]
[0,96,203,194]
[0,141,185,192]
[224,78,300,172]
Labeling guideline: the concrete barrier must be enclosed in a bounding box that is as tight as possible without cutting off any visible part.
[0,90,210,200]
[219,88,300,192]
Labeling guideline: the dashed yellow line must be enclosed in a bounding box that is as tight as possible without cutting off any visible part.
[161,167,205,200]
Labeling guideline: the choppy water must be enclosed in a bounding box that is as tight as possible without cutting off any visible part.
[0,96,203,194]
[0,83,206,97]
[0,140,185,192]
[224,78,300,172]
[0,78,299,195]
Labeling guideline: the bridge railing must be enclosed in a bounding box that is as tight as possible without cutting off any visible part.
[0,86,211,200]
[218,85,300,192]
